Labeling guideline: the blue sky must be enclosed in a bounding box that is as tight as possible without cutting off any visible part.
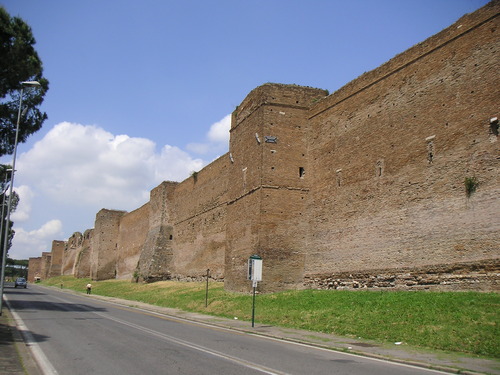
[1,0,489,259]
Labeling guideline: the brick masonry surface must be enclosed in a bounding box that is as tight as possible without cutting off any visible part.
[29,1,499,293]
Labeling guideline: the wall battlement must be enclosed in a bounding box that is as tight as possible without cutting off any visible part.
[31,1,499,292]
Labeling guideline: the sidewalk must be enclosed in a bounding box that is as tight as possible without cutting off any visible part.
[2,287,499,375]
[0,307,40,375]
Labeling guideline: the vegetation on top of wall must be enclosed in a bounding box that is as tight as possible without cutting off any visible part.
[464,176,479,198]
[191,171,198,183]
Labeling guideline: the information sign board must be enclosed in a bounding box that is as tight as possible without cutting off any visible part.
[248,255,262,281]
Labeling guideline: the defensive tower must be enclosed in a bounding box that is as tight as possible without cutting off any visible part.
[225,84,328,292]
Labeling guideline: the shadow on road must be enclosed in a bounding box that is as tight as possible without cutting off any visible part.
[5,288,107,313]
[0,320,51,346]
[4,288,46,295]
[3,282,45,295]
[6,299,108,312]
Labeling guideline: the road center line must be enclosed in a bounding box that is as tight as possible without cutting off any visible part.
[49,288,447,374]
[94,311,288,375]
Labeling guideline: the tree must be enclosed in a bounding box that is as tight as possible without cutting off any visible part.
[0,6,49,157]
[0,7,47,261]
[5,257,28,279]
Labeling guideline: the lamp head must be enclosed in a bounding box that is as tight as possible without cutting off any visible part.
[21,81,41,87]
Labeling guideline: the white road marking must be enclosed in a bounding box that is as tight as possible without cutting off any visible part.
[10,287,449,375]
[95,311,288,375]
[5,298,59,375]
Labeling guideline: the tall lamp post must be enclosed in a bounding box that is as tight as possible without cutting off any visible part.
[0,81,41,315]
[0,169,13,258]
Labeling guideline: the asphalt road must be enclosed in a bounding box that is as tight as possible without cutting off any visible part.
[5,284,447,375]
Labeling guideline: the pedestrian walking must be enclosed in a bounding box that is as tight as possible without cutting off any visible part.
[86,283,92,294]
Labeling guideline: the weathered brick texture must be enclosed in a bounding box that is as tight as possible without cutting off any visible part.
[116,203,149,280]
[39,2,498,292]
[170,156,229,280]
[305,2,499,287]
[47,240,65,278]
[90,209,126,280]
[62,232,82,276]
[27,257,41,282]
[40,252,51,280]
[226,84,328,292]
[71,229,92,278]
[136,181,176,282]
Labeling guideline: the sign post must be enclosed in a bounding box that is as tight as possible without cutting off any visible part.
[205,269,210,308]
[248,255,262,327]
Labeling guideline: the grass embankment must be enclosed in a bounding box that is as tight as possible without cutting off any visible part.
[43,276,499,358]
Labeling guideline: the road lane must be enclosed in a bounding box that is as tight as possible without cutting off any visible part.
[5,285,446,375]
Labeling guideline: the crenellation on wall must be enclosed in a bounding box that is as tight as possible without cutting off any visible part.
[39,2,499,293]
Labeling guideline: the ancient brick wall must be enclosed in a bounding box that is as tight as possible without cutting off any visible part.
[303,259,499,291]
[136,182,176,282]
[62,233,82,275]
[90,209,126,280]
[73,229,92,278]
[225,84,329,292]
[48,240,65,278]
[42,2,498,293]
[40,252,51,279]
[169,155,229,280]
[116,203,149,280]
[27,257,41,282]
[305,2,499,287]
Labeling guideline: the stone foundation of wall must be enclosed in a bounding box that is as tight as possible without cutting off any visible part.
[304,259,499,291]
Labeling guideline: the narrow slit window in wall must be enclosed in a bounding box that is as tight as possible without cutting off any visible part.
[376,160,384,177]
[242,167,247,191]
[336,169,342,187]
[426,135,436,164]
[299,167,305,178]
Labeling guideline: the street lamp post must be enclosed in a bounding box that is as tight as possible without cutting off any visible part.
[0,169,13,258]
[0,81,41,315]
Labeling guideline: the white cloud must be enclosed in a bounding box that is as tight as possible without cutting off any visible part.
[153,144,204,182]
[187,114,230,156]
[208,114,231,143]
[16,122,202,210]
[8,121,206,259]
[11,220,63,259]
[10,185,34,222]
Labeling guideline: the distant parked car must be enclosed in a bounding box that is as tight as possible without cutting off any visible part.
[14,277,27,288]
